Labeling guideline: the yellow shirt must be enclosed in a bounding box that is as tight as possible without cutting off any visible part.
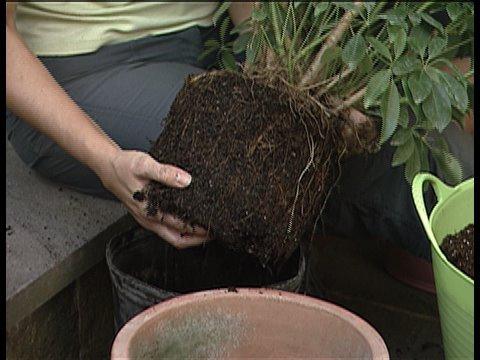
[15,2,218,56]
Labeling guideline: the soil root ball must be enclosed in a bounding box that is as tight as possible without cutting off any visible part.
[146,70,344,265]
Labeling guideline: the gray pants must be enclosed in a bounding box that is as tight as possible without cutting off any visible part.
[6,27,207,198]
[6,27,473,260]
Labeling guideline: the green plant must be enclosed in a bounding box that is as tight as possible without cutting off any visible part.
[203,1,474,185]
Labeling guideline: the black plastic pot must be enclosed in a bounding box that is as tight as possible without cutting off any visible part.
[106,225,305,332]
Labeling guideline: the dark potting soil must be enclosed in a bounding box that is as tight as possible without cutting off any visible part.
[441,224,474,279]
[120,232,301,293]
[146,70,339,265]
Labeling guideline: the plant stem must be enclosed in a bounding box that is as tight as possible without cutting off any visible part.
[300,2,364,87]
[334,86,367,111]
[315,67,354,95]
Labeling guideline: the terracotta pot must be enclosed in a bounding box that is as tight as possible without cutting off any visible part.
[111,288,389,359]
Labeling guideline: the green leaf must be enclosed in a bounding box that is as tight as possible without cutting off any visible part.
[364,2,375,15]
[451,107,466,128]
[426,132,449,153]
[219,16,231,43]
[354,53,373,77]
[438,72,469,113]
[392,54,422,76]
[428,36,447,60]
[432,150,463,186]
[233,32,251,54]
[379,80,400,144]
[212,2,231,26]
[408,13,422,26]
[407,71,433,104]
[252,6,267,21]
[446,3,463,21]
[422,83,452,133]
[402,78,426,126]
[425,66,443,83]
[220,50,236,71]
[430,58,464,80]
[388,25,407,59]
[379,6,407,26]
[467,82,474,111]
[408,25,431,58]
[364,69,391,109]
[390,126,412,146]
[342,34,366,70]
[314,2,329,17]
[392,136,415,167]
[320,45,342,74]
[420,13,445,34]
[440,72,468,113]
[367,36,391,62]
[404,143,421,184]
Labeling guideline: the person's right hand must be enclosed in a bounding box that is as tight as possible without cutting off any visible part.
[99,149,209,249]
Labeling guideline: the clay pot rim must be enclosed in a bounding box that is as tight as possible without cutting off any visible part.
[111,288,389,359]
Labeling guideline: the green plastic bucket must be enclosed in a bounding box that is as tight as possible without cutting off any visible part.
[412,173,474,360]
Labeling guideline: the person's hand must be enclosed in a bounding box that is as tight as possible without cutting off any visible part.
[99,149,209,249]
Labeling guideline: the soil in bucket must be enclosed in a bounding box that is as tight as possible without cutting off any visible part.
[107,225,305,330]
[123,233,301,293]
[143,70,377,267]
[440,224,474,279]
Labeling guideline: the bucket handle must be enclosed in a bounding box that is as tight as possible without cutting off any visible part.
[412,173,456,245]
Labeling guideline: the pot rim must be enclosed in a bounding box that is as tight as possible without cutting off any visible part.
[111,288,389,359]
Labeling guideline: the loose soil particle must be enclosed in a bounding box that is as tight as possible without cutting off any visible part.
[145,71,341,265]
[440,224,474,279]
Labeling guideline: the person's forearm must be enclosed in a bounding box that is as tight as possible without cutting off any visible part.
[6,24,120,179]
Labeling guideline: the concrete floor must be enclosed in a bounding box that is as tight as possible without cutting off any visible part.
[306,235,444,360]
